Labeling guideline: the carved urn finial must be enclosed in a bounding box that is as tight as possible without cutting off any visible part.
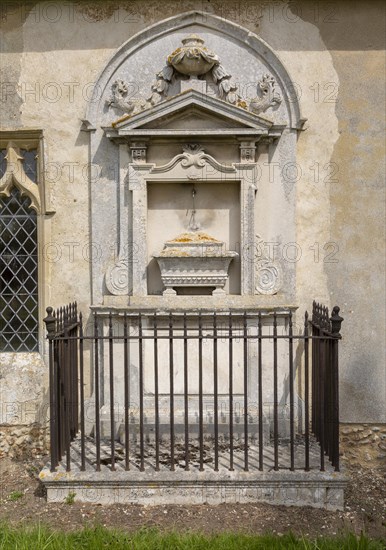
[181,34,205,47]
[167,34,219,76]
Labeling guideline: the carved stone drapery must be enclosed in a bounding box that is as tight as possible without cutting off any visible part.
[106,35,266,117]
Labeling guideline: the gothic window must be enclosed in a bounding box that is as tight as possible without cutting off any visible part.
[0,144,39,351]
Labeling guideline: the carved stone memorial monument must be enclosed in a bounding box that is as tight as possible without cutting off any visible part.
[82,15,305,441]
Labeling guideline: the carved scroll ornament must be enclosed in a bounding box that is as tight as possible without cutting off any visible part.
[249,74,282,114]
[254,235,283,295]
[105,258,130,295]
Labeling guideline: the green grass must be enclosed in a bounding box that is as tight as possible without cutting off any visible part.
[7,491,24,502]
[64,491,76,505]
[0,525,384,550]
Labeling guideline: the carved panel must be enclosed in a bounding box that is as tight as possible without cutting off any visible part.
[129,143,147,164]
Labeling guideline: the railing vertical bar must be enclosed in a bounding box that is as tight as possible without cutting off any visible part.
[169,312,175,471]
[183,313,189,471]
[153,313,160,471]
[67,305,73,442]
[198,312,204,471]
[273,312,279,471]
[69,305,74,439]
[138,313,145,471]
[332,336,340,471]
[332,306,343,470]
[69,305,75,438]
[243,312,249,472]
[312,302,316,436]
[94,312,101,472]
[74,304,79,436]
[108,312,115,471]
[45,307,57,471]
[57,308,64,463]
[64,309,71,472]
[304,311,310,472]
[124,313,130,471]
[319,332,325,471]
[213,312,219,472]
[228,312,234,471]
[72,303,79,438]
[289,311,294,471]
[79,312,86,471]
[326,337,332,462]
[258,312,263,471]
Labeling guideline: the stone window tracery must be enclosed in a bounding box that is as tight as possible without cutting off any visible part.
[0,138,43,352]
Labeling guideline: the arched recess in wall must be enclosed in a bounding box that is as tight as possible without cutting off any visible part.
[86,11,304,129]
[82,11,305,304]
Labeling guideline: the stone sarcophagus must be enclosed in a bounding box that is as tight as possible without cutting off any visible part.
[153,232,238,295]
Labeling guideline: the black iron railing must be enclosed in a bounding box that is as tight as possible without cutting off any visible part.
[44,302,343,474]
[311,302,343,472]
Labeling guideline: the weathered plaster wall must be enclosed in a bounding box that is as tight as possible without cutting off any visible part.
[0,353,49,457]
[0,0,384,437]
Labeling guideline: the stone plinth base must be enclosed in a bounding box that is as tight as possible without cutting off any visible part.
[40,467,346,510]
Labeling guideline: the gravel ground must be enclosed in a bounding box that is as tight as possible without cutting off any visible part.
[0,456,385,540]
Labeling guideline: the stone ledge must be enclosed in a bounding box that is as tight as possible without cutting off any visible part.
[40,467,347,510]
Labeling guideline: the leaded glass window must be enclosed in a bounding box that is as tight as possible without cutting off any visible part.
[0,187,38,351]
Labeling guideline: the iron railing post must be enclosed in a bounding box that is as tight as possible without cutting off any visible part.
[330,306,343,471]
[44,307,57,472]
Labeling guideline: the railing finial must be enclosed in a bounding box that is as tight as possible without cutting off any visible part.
[43,306,56,337]
[330,305,344,337]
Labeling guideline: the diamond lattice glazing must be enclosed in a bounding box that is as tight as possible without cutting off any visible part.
[1,187,38,351]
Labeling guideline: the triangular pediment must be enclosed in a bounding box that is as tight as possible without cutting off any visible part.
[106,90,277,139]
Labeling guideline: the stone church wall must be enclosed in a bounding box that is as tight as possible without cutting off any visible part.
[0,1,385,460]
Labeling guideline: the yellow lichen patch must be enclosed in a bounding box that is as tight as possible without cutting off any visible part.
[237,100,248,110]
[168,232,220,243]
[112,113,132,127]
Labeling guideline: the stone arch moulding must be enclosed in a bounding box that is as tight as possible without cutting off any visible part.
[84,11,306,304]
[85,11,305,130]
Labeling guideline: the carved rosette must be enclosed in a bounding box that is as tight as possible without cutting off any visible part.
[105,259,130,295]
[254,235,283,295]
